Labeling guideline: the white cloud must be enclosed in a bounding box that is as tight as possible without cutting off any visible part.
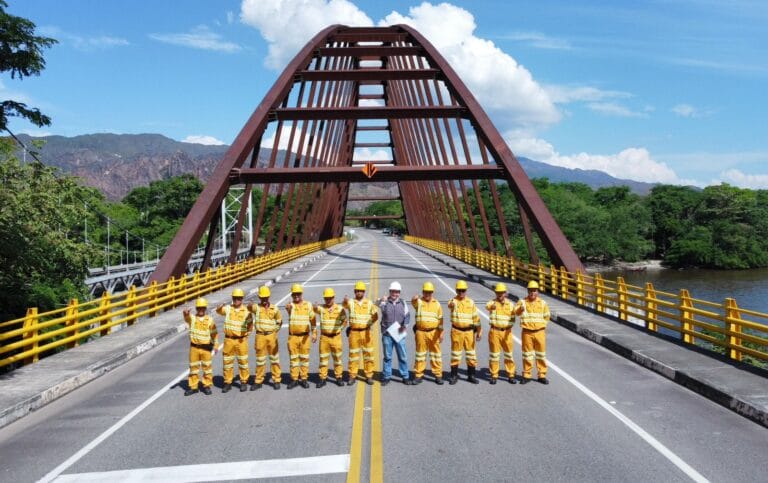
[150,26,241,53]
[353,147,390,162]
[545,85,631,104]
[500,31,572,50]
[588,102,648,118]
[182,135,226,145]
[18,129,53,137]
[39,26,128,51]
[378,3,560,128]
[719,169,768,189]
[671,103,711,118]
[240,0,374,69]
[226,11,236,24]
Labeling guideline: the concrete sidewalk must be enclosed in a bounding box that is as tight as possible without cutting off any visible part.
[0,248,337,429]
[406,241,768,429]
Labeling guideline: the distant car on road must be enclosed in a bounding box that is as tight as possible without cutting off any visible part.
[382,228,392,235]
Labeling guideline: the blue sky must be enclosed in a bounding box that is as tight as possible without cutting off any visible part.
[4,0,767,188]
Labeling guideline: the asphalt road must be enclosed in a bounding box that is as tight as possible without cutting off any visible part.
[0,229,766,482]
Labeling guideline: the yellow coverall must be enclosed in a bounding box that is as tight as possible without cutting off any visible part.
[252,303,283,384]
[287,301,316,382]
[316,304,347,381]
[216,305,252,386]
[449,298,481,368]
[344,298,378,380]
[184,313,218,390]
[515,297,551,379]
[486,299,516,379]
[412,298,443,379]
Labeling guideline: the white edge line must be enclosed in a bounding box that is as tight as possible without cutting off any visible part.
[392,239,709,483]
[39,244,358,483]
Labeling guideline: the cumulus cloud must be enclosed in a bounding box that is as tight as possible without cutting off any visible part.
[719,169,768,189]
[183,135,226,145]
[240,0,373,69]
[150,26,241,52]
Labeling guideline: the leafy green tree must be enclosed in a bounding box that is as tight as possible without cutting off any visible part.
[0,138,94,319]
[0,1,57,131]
[645,185,701,258]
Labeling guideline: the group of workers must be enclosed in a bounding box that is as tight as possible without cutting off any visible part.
[182,279,550,396]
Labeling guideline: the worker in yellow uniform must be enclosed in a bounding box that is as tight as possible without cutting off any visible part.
[314,288,348,388]
[515,281,551,384]
[411,281,444,385]
[447,280,481,385]
[486,283,517,385]
[183,298,218,396]
[248,286,283,390]
[285,284,316,389]
[215,288,252,393]
[343,281,378,385]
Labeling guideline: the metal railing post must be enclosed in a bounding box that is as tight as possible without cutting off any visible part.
[725,298,743,361]
[23,307,39,365]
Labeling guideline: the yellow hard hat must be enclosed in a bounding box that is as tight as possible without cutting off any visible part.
[354,281,367,291]
[291,284,303,294]
[494,282,507,292]
[195,297,208,308]
[456,280,468,290]
[323,287,335,298]
[232,288,245,298]
[422,281,435,292]
[527,281,540,290]
[258,286,271,298]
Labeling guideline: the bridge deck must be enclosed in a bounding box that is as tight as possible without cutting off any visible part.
[0,230,766,482]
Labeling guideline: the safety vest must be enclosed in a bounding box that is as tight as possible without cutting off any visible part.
[288,301,314,335]
[450,297,479,329]
[348,298,375,329]
[517,298,550,330]
[413,298,442,330]
[317,303,347,333]
[220,305,251,337]
[253,304,282,333]
[486,299,515,329]
[187,314,217,345]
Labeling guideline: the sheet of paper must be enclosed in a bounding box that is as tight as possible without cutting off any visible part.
[386,322,406,342]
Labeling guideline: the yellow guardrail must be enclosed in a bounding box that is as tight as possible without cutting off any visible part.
[0,238,345,371]
[405,235,768,366]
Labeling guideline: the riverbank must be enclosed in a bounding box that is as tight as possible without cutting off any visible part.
[585,259,665,273]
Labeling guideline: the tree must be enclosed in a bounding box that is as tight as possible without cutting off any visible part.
[0,1,57,131]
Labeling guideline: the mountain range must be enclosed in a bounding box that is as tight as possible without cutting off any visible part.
[13,133,656,200]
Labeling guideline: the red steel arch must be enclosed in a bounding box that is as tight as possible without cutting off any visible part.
[150,25,583,283]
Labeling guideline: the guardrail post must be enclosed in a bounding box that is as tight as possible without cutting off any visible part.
[645,282,658,331]
[679,289,694,344]
[177,274,188,307]
[576,272,585,306]
[560,267,569,301]
[66,298,80,348]
[509,257,516,280]
[617,277,628,321]
[725,298,743,361]
[149,281,158,317]
[549,265,558,297]
[165,276,176,312]
[23,307,39,365]
[595,273,604,312]
[537,264,546,293]
[99,292,112,336]
[126,286,138,326]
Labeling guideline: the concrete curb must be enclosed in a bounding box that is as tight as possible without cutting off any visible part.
[404,241,768,429]
[0,249,333,430]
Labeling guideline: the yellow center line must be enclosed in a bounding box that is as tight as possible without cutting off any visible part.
[370,240,383,483]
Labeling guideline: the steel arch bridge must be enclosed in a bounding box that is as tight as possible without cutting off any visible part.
[150,24,583,284]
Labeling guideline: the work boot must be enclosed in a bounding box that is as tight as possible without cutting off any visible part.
[449,367,459,385]
[538,377,550,385]
[201,386,212,395]
[467,367,479,384]
[435,378,444,385]
[490,378,497,385]
[316,379,327,388]
[508,376,518,384]
[380,378,390,386]
[222,383,231,393]
[300,380,310,389]
[240,383,248,392]
[184,388,198,396]
[347,378,357,386]
[287,380,298,390]
[366,377,374,385]
[250,383,262,391]
[520,377,532,385]
[413,377,423,385]
[273,381,281,390]
[335,379,344,387]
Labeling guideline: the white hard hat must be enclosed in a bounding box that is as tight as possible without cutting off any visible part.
[388,281,402,291]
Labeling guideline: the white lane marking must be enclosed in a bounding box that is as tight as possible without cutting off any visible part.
[392,240,709,483]
[39,245,358,483]
[54,454,350,482]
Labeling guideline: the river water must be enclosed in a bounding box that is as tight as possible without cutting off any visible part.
[598,267,768,315]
